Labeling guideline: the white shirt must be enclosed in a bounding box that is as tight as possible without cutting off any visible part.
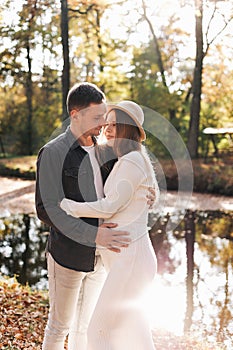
[81,144,104,200]
[82,145,104,250]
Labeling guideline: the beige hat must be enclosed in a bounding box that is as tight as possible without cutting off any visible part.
[107,101,146,141]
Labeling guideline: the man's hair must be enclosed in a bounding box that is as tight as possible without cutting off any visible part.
[67,82,106,114]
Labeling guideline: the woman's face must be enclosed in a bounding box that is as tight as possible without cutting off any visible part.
[103,110,116,145]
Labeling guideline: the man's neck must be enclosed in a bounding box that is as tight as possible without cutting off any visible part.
[70,125,94,146]
[78,135,94,147]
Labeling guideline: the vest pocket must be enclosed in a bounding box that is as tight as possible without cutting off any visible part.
[64,167,87,179]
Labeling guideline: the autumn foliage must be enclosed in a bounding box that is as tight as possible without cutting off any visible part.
[0,276,226,350]
[0,278,48,349]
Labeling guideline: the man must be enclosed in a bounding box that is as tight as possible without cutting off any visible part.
[36,82,131,350]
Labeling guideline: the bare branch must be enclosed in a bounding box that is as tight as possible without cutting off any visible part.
[203,2,233,57]
[68,4,95,15]
[205,0,217,45]
[141,0,168,89]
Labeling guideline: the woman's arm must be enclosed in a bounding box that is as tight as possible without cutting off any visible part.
[60,152,147,219]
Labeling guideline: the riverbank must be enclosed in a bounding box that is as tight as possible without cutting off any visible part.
[0,177,232,216]
[0,154,232,196]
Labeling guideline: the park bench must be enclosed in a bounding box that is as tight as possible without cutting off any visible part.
[202,127,233,158]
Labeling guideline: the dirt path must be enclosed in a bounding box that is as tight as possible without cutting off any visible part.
[0,177,35,215]
[0,176,232,216]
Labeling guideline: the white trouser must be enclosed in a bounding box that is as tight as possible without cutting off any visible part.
[42,253,106,350]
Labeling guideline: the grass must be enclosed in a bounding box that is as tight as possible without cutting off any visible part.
[192,157,233,195]
[0,275,227,350]
[158,154,233,196]
[0,156,36,179]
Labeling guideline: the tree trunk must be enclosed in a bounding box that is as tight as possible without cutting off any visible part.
[0,134,6,156]
[141,0,167,89]
[61,0,70,121]
[26,42,33,155]
[23,0,38,155]
[141,0,176,122]
[95,8,105,92]
[187,0,204,158]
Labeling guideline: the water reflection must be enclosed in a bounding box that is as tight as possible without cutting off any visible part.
[149,209,233,348]
[0,210,232,347]
[0,214,48,289]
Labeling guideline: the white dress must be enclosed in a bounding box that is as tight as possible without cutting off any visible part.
[61,150,158,350]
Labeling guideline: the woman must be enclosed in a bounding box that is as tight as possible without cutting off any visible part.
[60,101,158,349]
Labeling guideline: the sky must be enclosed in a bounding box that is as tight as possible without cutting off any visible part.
[102,0,232,68]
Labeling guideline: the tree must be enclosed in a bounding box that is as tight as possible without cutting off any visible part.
[140,0,177,121]
[61,0,70,121]
[135,0,194,127]
[24,0,38,155]
[135,0,232,157]
[129,13,190,133]
[0,0,40,154]
[187,0,204,158]
[68,1,128,99]
[187,0,233,158]
[0,0,61,154]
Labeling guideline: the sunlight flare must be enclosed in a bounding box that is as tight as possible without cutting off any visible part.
[141,275,186,335]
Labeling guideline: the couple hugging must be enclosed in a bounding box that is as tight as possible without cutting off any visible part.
[36,82,159,350]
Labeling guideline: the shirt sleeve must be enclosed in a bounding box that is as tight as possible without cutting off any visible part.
[36,145,98,246]
[60,152,147,219]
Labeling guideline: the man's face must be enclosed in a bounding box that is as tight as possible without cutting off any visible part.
[74,103,107,137]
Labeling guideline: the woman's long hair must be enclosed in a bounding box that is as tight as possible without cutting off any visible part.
[113,109,142,157]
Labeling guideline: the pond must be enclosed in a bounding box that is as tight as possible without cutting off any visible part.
[0,210,232,349]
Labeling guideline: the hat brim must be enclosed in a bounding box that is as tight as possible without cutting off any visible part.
[106,105,146,141]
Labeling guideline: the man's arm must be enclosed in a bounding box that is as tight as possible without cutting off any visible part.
[36,145,130,251]
[35,145,98,247]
